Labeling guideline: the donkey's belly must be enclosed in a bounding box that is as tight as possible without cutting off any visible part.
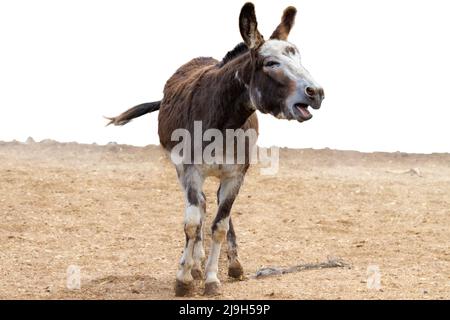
[197,163,250,179]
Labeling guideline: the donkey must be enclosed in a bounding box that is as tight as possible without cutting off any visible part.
[107,3,324,296]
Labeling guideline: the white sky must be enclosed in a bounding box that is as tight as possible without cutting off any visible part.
[1,0,449,153]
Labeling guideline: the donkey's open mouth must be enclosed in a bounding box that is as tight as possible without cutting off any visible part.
[294,103,313,122]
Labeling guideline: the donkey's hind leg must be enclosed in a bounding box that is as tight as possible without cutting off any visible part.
[216,186,244,279]
[227,217,244,279]
[175,166,205,296]
[204,174,244,296]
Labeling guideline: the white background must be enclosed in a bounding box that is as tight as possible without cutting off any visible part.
[1,0,449,153]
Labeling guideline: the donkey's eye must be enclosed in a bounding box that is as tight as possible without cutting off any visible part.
[265,61,280,68]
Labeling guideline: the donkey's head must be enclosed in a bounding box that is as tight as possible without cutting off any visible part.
[239,3,324,122]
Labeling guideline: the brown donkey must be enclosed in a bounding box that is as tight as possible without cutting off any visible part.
[107,3,324,296]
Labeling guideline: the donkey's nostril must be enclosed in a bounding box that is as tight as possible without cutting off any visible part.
[305,86,316,98]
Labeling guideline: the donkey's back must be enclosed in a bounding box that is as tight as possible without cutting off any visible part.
[158,57,217,150]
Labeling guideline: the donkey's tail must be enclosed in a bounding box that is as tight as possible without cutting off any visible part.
[105,101,161,126]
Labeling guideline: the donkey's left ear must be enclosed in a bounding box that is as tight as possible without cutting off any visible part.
[239,2,264,49]
[270,6,297,40]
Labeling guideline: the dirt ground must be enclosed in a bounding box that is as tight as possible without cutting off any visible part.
[0,140,449,300]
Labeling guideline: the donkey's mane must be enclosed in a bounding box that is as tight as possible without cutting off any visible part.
[217,42,249,68]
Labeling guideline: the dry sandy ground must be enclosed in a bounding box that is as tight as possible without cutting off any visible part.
[0,140,449,300]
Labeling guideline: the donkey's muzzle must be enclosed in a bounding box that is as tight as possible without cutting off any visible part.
[304,86,324,109]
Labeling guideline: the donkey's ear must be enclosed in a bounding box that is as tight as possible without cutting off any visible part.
[270,6,297,40]
[239,2,264,49]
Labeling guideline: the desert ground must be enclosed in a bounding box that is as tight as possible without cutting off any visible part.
[0,140,449,299]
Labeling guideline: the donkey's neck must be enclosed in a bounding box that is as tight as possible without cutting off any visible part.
[209,53,255,130]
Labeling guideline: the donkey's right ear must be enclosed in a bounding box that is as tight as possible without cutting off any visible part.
[239,2,264,49]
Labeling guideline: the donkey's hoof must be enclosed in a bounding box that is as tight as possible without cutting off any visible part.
[204,282,221,296]
[191,268,203,280]
[175,280,194,297]
[228,261,244,279]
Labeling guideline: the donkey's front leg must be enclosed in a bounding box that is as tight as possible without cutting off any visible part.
[227,217,244,279]
[191,191,206,280]
[204,175,243,296]
[175,167,205,296]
